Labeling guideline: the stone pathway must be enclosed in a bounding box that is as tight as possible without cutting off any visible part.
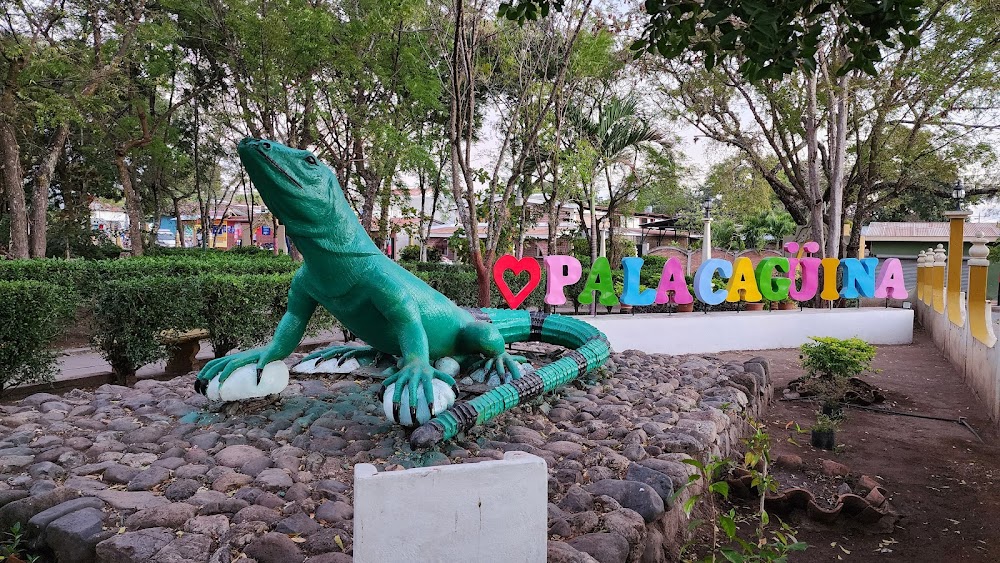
[0,345,770,563]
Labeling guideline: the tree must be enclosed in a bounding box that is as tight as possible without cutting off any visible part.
[499,0,922,81]
[657,0,1000,258]
[566,95,671,264]
[444,0,595,306]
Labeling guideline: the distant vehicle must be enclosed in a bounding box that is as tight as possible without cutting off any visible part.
[155,229,177,247]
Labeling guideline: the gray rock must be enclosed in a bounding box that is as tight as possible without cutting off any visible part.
[152,457,187,470]
[174,463,209,479]
[96,527,175,562]
[92,490,170,511]
[183,514,230,538]
[164,479,201,501]
[128,466,172,491]
[638,458,693,490]
[45,507,108,563]
[29,461,67,480]
[22,392,62,406]
[0,490,29,508]
[567,532,629,563]
[558,485,594,513]
[625,464,675,507]
[27,496,105,537]
[548,540,599,563]
[304,554,353,563]
[126,502,197,530]
[315,501,353,522]
[122,425,169,444]
[197,498,250,515]
[240,456,274,476]
[0,487,78,532]
[104,464,141,485]
[584,480,664,523]
[233,504,281,525]
[151,532,213,563]
[245,532,306,563]
[275,512,321,535]
[215,445,267,468]
[255,468,294,491]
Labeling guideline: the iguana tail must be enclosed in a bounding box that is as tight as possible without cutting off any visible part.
[409,308,610,448]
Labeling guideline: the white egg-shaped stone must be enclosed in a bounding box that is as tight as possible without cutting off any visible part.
[292,356,361,375]
[206,360,290,402]
[434,357,461,378]
[382,379,456,427]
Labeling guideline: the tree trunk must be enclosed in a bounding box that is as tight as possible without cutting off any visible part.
[116,154,144,256]
[826,73,849,259]
[28,124,72,257]
[0,61,29,259]
[173,197,184,247]
[805,71,826,254]
[0,121,28,259]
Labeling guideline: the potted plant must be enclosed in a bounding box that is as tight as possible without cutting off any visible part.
[676,282,696,312]
[743,300,765,311]
[811,413,839,450]
[778,297,798,310]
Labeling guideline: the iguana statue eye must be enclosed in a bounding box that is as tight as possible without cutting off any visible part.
[305,156,317,165]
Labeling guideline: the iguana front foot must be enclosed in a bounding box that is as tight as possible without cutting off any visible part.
[195,348,267,395]
[293,344,381,374]
[382,360,457,427]
[471,352,528,384]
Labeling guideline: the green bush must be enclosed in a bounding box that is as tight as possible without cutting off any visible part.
[800,337,877,380]
[198,274,294,357]
[91,277,204,382]
[399,245,442,263]
[0,281,77,395]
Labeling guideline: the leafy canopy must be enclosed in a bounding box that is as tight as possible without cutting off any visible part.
[499,0,923,81]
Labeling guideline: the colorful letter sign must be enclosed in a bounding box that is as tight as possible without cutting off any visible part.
[490,242,910,310]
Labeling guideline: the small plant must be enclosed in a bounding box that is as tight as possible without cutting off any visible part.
[0,522,41,563]
[679,418,808,562]
[810,413,839,450]
[798,336,878,403]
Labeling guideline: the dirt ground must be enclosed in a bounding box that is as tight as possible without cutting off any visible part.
[717,326,1000,563]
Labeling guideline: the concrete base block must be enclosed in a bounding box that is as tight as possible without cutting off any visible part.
[584,308,914,355]
[353,451,547,563]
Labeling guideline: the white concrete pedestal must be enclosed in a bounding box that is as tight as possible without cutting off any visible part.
[353,451,547,563]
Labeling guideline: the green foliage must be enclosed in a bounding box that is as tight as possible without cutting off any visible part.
[0,522,42,563]
[198,274,294,357]
[812,413,840,432]
[799,336,877,381]
[400,245,442,263]
[987,243,999,264]
[681,418,808,562]
[0,281,76,396]
[91,277,204,381]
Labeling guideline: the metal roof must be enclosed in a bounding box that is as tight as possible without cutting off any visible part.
[861,222,1000,242]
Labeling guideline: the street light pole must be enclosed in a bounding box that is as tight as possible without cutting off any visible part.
[702,195,714,263]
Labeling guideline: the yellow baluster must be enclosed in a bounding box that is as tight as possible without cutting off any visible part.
[932,244,946,314]
[944,210,972,326]
[967,234,997,347]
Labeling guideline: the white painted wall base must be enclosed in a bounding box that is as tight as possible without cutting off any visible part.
[353,451,547,563]
[584,308,914,355]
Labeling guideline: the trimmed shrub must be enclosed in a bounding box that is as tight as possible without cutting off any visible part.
[91,277,204,382]
[198,274,294,357]
[0,281,77,396]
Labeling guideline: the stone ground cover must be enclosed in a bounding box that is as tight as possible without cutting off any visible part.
[0,344,770,563]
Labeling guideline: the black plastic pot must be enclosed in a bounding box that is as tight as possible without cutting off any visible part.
[822,402,844,420]
[811,428,836,450]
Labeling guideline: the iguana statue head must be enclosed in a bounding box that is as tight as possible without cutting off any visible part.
[237,137,351,238]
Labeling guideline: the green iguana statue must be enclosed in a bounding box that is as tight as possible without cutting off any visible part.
[195,138,610,447]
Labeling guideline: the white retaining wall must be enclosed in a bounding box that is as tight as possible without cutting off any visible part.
[583,308,914,355]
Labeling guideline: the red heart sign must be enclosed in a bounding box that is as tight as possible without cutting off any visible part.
[493,255,541,309]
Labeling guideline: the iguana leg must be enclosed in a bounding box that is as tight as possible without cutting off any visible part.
[195,280,317,395]
[299,344,382,367]
[378,301,456,424]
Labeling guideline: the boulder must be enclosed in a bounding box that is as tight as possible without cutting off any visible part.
[45,507,109,563]
[585,480,664,523]
[568,533,630,563]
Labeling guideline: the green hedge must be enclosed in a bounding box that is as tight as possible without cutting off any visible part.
[198,274,294,358]
[0,281,76,395]
[92,277,205,381]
